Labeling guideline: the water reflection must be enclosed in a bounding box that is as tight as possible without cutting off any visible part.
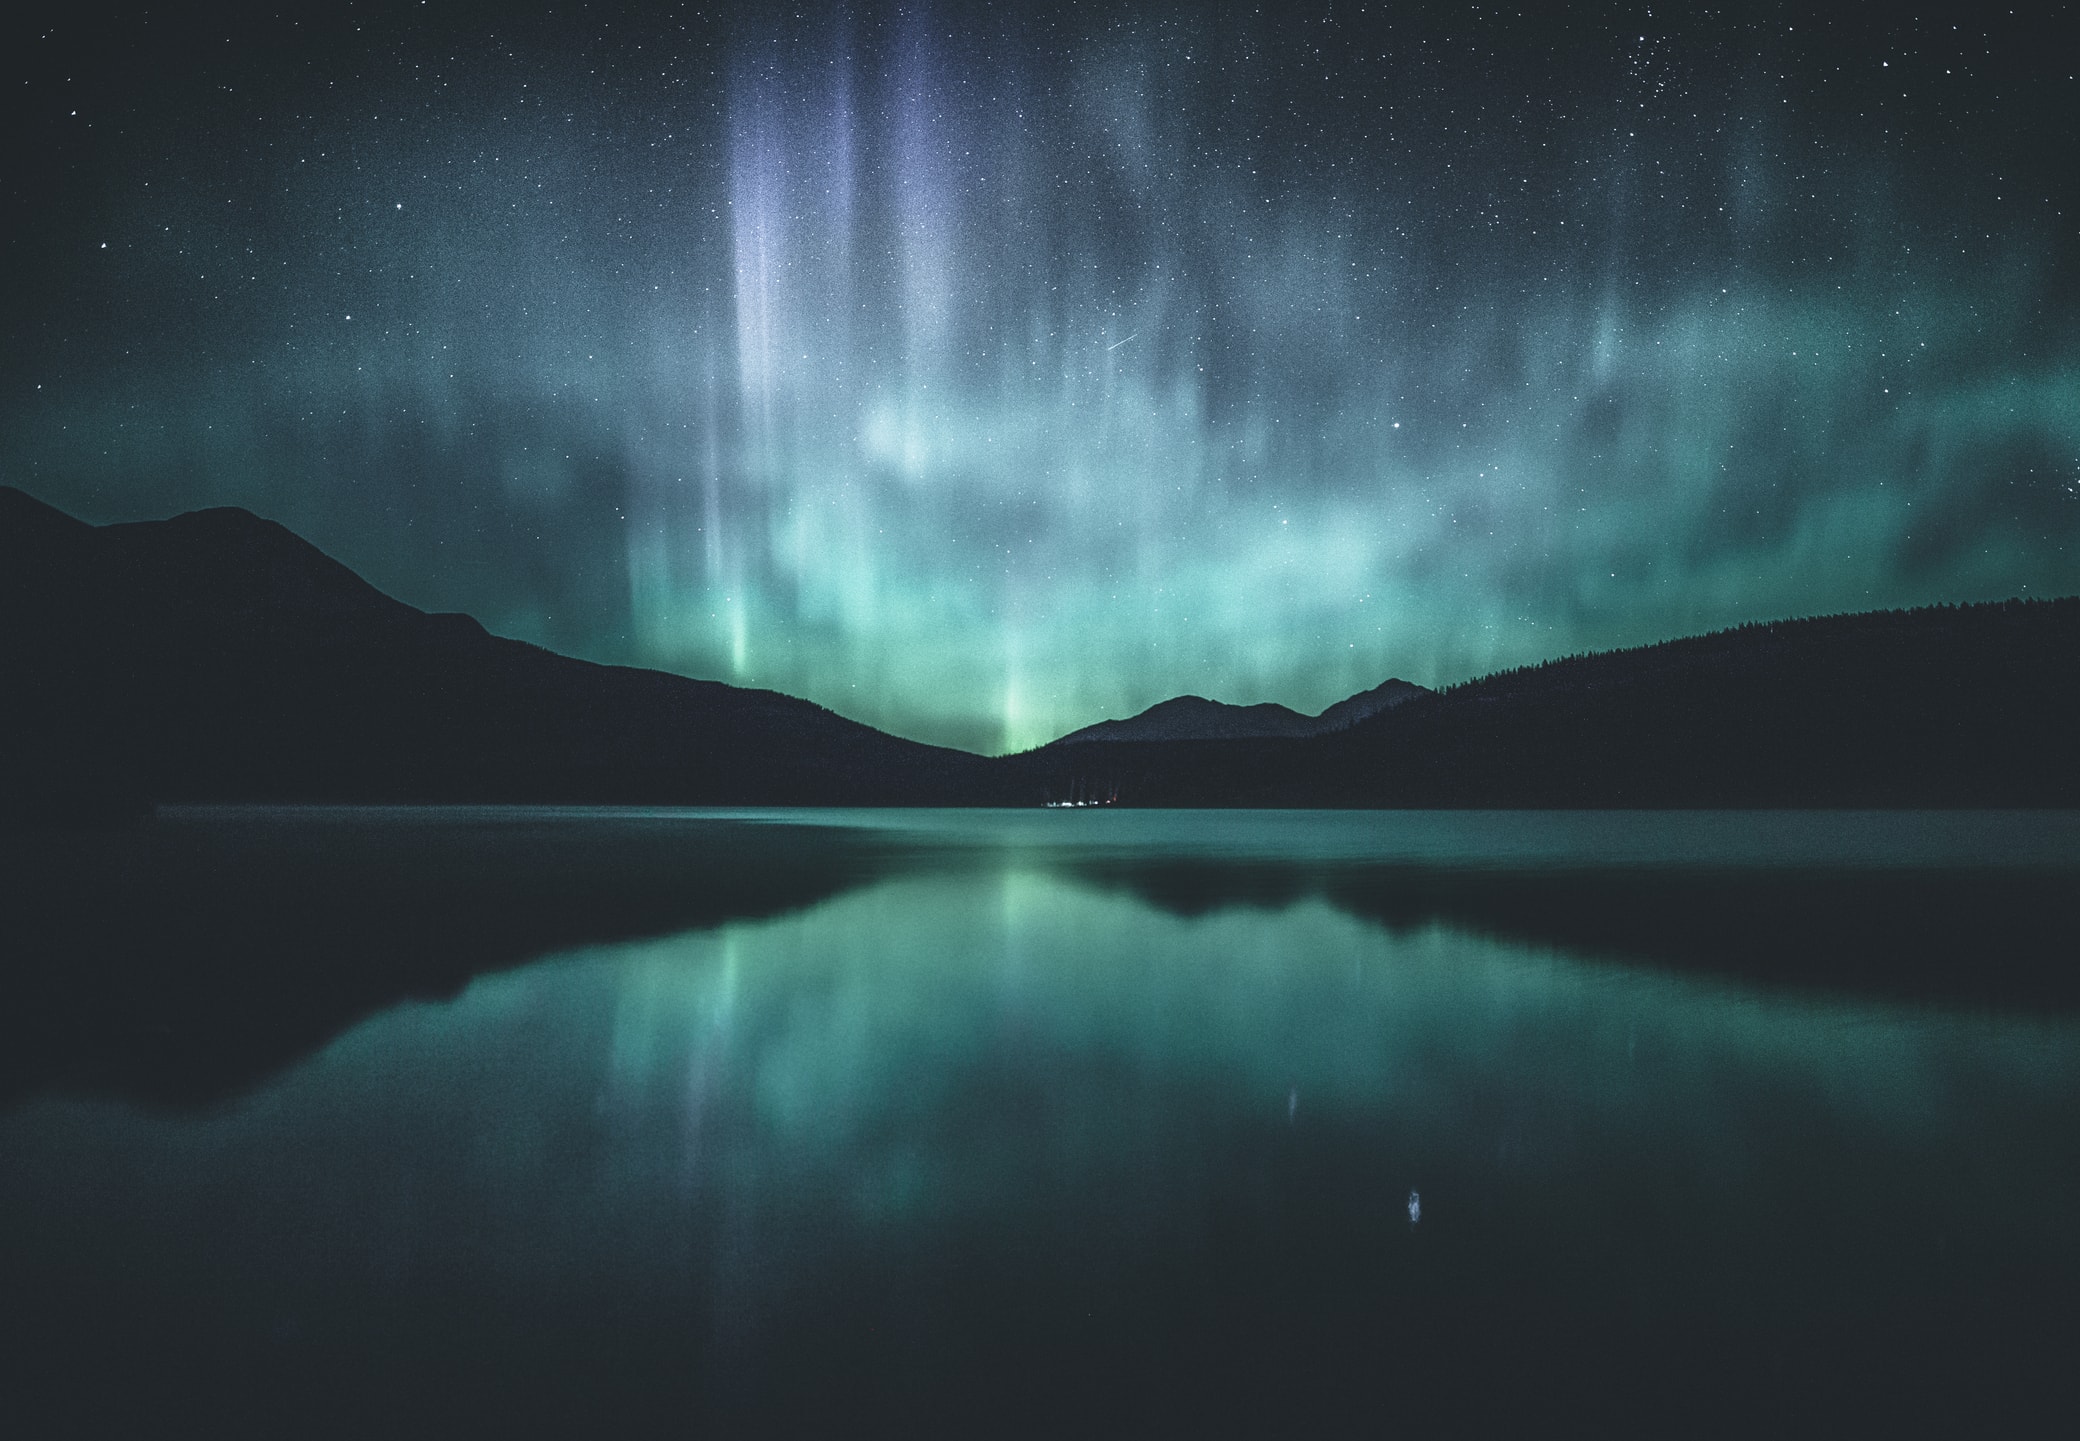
[5,850,2078,1433]
[0,808,898,1104]
[5,807,2078,1107]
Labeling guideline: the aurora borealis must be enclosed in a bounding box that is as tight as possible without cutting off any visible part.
[6,2,2077,752]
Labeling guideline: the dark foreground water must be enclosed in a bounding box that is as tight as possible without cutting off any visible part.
[4,808,2079,1436]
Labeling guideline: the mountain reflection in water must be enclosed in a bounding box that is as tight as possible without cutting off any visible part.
[2,808,2077,1435]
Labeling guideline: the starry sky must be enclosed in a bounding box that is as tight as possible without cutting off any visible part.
[6,1,2077,752]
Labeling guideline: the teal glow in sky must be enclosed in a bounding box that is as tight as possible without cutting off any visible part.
[6,2,2078,750]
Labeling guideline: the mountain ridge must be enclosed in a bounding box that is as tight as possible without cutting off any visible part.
[1011,595,2080,806]
[0,485,1015,812]
[6,484,2077,811]
[1050,678,1428,745]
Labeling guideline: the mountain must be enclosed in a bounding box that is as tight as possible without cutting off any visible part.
[1053,696,1316,744]
[1299,677,1430,732]
[1051,677,1428,745]
[1004,599,2080,807]
[0,487,1014,813]
[7,485,2077,813]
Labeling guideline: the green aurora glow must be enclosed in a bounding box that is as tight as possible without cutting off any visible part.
[6,2,2077,751]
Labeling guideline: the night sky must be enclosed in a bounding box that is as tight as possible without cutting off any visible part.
[6,2,2077,752]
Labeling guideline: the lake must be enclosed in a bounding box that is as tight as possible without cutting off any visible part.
[4,808,2079,1435]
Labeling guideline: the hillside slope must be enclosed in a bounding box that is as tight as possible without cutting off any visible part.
[0,487,1010,811]
[1051,678,1428,745]
[1005,599,2080,807]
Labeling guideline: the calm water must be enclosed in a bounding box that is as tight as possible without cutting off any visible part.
[4,809,2079,1435]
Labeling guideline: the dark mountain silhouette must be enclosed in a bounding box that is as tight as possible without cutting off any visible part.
[1310,677,1431,732]
[1055,695,1317,743]
[0,486,1018,812]
[1004,597,2080,806]
[5,485,2077,812]
[1050,677,1427,745]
